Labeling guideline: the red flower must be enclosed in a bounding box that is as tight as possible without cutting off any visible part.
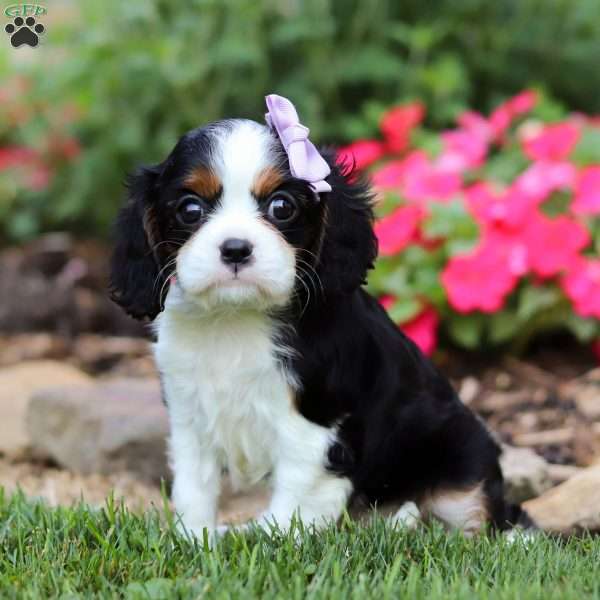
[0,146,38,169]
[380,102,425,153]
[441,245,518,313]
[522,122,580,161]
[400,307,439,356]
[0,146,52,191]
[562,258,600,319]
[337,140,386,171]
[374,204,423,256]
[523,214,590,278]
[572,166,600,215]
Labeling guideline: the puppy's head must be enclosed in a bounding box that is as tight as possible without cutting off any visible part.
[110,119,377,320]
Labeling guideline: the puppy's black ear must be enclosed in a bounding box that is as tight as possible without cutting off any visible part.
[316,156,378,295]
[110,165,165,320]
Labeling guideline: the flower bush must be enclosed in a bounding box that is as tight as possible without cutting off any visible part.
[339,91,600,356]
[0,76,80,240]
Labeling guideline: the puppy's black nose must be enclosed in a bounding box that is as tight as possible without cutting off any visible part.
[220,238,253,266]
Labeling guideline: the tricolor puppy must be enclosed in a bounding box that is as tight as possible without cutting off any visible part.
[110,95,526,538]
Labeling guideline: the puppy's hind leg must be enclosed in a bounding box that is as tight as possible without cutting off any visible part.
[419,484,488,536]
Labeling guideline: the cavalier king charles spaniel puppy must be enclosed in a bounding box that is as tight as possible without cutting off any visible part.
[110,95,528,539]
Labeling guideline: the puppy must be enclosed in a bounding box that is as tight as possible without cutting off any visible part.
[110,95,526,538]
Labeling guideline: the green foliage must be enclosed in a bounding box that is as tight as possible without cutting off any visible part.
[3,0,600,239]
[2,490,600,598]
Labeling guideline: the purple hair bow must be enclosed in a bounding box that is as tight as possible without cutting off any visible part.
[265,94,332,194]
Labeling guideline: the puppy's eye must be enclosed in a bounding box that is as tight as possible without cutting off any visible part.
[267,192,298,224]
[176,195,205,226]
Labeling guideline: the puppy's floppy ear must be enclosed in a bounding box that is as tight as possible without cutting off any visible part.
[315,155,378,295]
[110,164,165,320]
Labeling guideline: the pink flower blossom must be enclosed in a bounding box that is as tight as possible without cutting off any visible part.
[337,140,386,170]
[436,128,488,173]
[400,307,439,356]
[374,204,423,256]
[572,166,600,215]
[380,102,425,153]
[481,229,530,276]
[457,110,493,143]
[522,122,580,161]
[441,246,518,313]
[371,151,428,189]
[508,90,538,115]
[379,295,395,311]
[562,258,600,318]
[465,182,535,232]
[524,214,590,277]
[489,90,538,140]
[513,160,576,203]
[402,157,462,203]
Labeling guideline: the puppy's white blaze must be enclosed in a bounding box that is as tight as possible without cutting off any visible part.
[213,120,278,201]
[176,120,295,309]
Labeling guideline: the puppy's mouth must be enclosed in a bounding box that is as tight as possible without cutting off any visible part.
[173,271,274,304]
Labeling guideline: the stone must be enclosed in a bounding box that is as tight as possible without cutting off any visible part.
[0,360,92,457]
[524,464,600,533]
[26,378,169,483]
[500,444,553,503]
[563,368,600,420]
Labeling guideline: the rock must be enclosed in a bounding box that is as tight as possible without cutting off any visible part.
[458,377,480,405]
[500,444,553,503]
[562,368,600,420]
[546,463,582,484]
[524,464,600,533]
[0,360,92,458]
[26,378,169,483]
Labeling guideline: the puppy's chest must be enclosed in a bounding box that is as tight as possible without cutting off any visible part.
[155,311,295,486]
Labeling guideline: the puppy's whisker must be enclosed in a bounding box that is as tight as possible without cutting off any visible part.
[150,240,184,254]
[153,257,178,295]
[294,270,311,317]
[295,257,324,299]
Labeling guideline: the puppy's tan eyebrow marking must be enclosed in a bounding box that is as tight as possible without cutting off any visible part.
[184,166,222,199]
[252,166,285,198]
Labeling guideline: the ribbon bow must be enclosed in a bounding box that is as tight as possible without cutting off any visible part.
[265,94,332,194]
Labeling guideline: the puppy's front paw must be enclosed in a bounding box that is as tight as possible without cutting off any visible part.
[175,516,217,545]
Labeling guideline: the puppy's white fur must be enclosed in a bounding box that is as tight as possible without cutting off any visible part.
[155,121,351,537]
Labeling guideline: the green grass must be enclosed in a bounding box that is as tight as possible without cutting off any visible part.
[1,490,599,599]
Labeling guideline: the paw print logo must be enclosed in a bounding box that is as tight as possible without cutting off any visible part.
[5,16,45,48]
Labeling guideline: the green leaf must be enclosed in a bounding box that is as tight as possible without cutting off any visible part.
[517,285,562,321]
[572,128,600,165]
[565,313,600,342]
[387,297,423,324]
[446,314,484,349]
[422,200,478,244]
[487,310,522,344]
